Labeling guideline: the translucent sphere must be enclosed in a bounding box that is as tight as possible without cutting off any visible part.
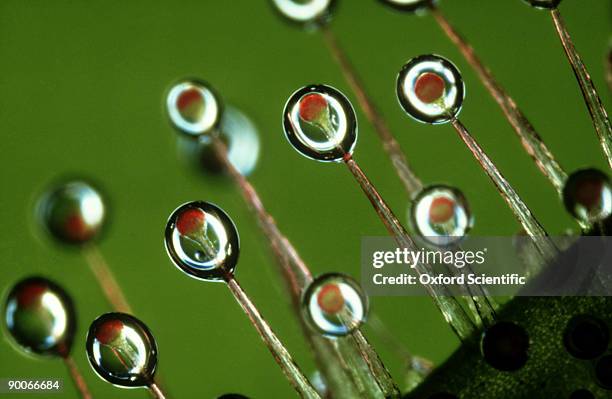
[562,169,612,225]
[283,84,357,162]
[177,105,260,177]
[38,180,107,244]
[397,54,464,124]
[165,201,240,282]
[4,277,75,357]
[378,0,436,13]
[522,0,562,9]
[410,185,473,247]
[86,313,158,388]
[271,0,335,26]
[302,273,368,337]
[167,80,222,137]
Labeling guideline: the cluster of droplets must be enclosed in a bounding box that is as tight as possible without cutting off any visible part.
[283,84,357,162]
[410,185,473,247]
[165,201,239,281]
[4,277,75,358]
[86,313,158,388]
[397,54,464,125]
[302,273,368,337]
[38,180,107,245]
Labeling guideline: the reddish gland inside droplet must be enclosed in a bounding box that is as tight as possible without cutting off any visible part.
[429,197,455,224]
[64,213,92,242]
[176,88,204,122]
[96,319,124,345]
[299,93,329,123]
[176,208,206,236]
[575,179,603,209]
[317,284,345,315]
[17,283,47,308]
[414,73,446,104]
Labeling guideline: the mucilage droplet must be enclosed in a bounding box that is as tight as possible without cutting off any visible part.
[562,168,612,226]
[4,277,76,358]
[86,312,158,388]
[397,54,464,124]
[283,84,357,162]
[164,201,240,281]
[167,80,222,137]
[410,185,473,246]
[522,0,562,10]
[271,0,335,26]
[38,180,107,245]
[302,273,368,337]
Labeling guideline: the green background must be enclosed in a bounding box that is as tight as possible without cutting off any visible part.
[0,0,610,397]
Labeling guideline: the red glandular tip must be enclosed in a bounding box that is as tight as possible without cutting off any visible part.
[414,72,446,104]
[176,208,206,236]
[299,93,329,123]
[96,319,124,345]
[17,283,47,308]
[429,197,455,224]
[317,283,345,315]
[177,88,203,112]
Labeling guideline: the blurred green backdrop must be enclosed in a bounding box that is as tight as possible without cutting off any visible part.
[0,0,610,397]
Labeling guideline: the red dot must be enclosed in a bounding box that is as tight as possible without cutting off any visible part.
[429,196,455,224]
[576,179,604,209]
[64,213,92,242]
[176,88,203,112]
[299,93,328,123]
[176,208,206,236]
[96,319,124,345]
[414,72,446,104]
[317,283,345,315]
[17,282,47,308]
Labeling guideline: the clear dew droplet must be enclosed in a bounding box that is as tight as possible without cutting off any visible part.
[167,80,222,137]
[562,168,612,225]
[522,0,562,10]
[397,54,464,125]
[4,277,75,358]
[283,84,357,162]
[302,273,368,337]
[86,313,158,388]
[165,201,240,281]
[271,0,334,25]
[410,185,473,247]
[378,0,435,13]
[38,180,107,245]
